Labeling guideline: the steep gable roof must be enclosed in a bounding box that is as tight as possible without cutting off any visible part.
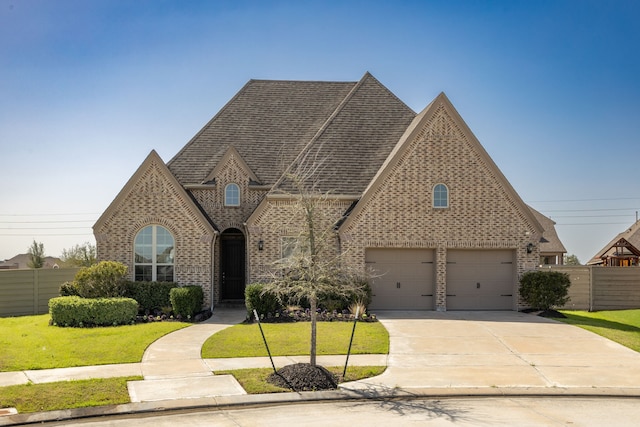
[201,145,260,184]
[167,73,415,195]
[273,73,416,195]
[168,79,358,185]
[340,92,543,234]
[588,220,640,264]
[94,150,216,234]
[528,206,567,253]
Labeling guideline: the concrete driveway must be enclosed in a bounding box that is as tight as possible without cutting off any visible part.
[342,310,640,395]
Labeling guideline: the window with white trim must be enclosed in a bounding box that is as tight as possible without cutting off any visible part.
[134,225,175,282]
[433,183,449,208]
[225,183,240,206]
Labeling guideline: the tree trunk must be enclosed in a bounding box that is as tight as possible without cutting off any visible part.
[310,295,317,366]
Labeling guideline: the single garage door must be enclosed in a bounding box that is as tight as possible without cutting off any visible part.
[446,250,515,310]
[366,248,435,310]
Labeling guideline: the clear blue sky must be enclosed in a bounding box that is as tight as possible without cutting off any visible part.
[1,0,639,264]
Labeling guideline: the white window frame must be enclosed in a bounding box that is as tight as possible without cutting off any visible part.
[134,225,175,282]
[433,183,449,208]
[224,183,240,206]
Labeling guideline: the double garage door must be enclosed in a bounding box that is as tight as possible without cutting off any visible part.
[366,248,515,310]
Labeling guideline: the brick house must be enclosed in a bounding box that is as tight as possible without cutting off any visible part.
[94,73,564,311]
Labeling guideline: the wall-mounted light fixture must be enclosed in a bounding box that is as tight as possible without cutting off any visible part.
[258,240,264,251]
[526,243,534,254]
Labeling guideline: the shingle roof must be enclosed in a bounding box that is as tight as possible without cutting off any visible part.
[588,220,640,264]
[528,206,567,253]
[167,73,416,194]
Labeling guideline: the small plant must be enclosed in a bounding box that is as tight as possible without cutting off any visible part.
[519,270,571,311]
[348,300,367,319]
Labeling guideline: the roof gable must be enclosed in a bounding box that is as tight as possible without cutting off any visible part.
[588,220,640,264]
[94,150,215,234]
[202,145,260,184]
[340,92,543,235]
[528,205,567,253]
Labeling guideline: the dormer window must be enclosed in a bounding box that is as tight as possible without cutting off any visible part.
[433,183,449,208]
[225,183,240,206]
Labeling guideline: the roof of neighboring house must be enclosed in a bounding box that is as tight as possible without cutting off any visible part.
[167,72,416,194]
[528,206,567,254]
[588,220,640,265]
[0,254,62,269]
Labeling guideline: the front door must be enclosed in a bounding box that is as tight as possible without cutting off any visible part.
[220,228,246,300]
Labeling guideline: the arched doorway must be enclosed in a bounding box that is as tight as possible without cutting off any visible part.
[220,228,246,300]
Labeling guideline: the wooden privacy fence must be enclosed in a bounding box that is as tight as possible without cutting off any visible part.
[548,265,640,311]
[0,268,79,317]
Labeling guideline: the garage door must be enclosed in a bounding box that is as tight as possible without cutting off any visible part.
[365,248,434,310]
[446,250,515,310]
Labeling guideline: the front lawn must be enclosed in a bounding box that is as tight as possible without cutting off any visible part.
[0,314,190,371]
[201,321,389,358]
[558,309,640,352]
[0,377,139,413]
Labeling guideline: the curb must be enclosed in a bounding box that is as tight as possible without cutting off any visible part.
[3,386,640,426]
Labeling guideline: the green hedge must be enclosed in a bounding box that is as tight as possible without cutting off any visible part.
[245,283,283,318]
[49,296,138,327]
[519,270,571,311]
[123,281,178,313]
[169,286,203,319]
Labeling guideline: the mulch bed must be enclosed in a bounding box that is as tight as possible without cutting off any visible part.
[267,363,338,391]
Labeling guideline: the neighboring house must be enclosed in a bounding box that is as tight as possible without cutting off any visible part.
[587,220,640,266]
[94,72,565,311]
[529,207,567,265]
[0,254,62,269]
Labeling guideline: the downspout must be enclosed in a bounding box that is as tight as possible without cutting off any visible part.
[211,231,219,312]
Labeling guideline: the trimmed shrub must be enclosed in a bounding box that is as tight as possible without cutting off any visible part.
[170,286,203,319]
[74,261,128,298]
[245,283,283,318]
[59,281,80,297]
[49,296,138,327]
[318,279,372,311]
[519,270,571,311]
[123,281,179,313]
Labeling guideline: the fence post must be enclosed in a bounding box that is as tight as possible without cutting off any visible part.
[33,269,40,315]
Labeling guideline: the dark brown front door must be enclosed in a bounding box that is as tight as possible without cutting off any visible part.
[220,229,246,300]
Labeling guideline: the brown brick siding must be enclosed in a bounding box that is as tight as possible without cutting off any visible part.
[340,104,540,310]
[95,157,215,307]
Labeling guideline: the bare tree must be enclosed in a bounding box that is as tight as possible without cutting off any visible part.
[27,240,45,269]
[261,156,369,367]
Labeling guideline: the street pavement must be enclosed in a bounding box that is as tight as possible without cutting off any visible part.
[1,309,640,425]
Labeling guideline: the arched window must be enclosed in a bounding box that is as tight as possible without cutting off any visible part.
[433,183,449,208]
[225,183,240,206]
[134,225,175,282]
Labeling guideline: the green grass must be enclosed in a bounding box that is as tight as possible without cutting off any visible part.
[0,377,140,413]
[0,314,190,371]
[217,366,386,394]
[201,321,389,358]
[559,309,640,352]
